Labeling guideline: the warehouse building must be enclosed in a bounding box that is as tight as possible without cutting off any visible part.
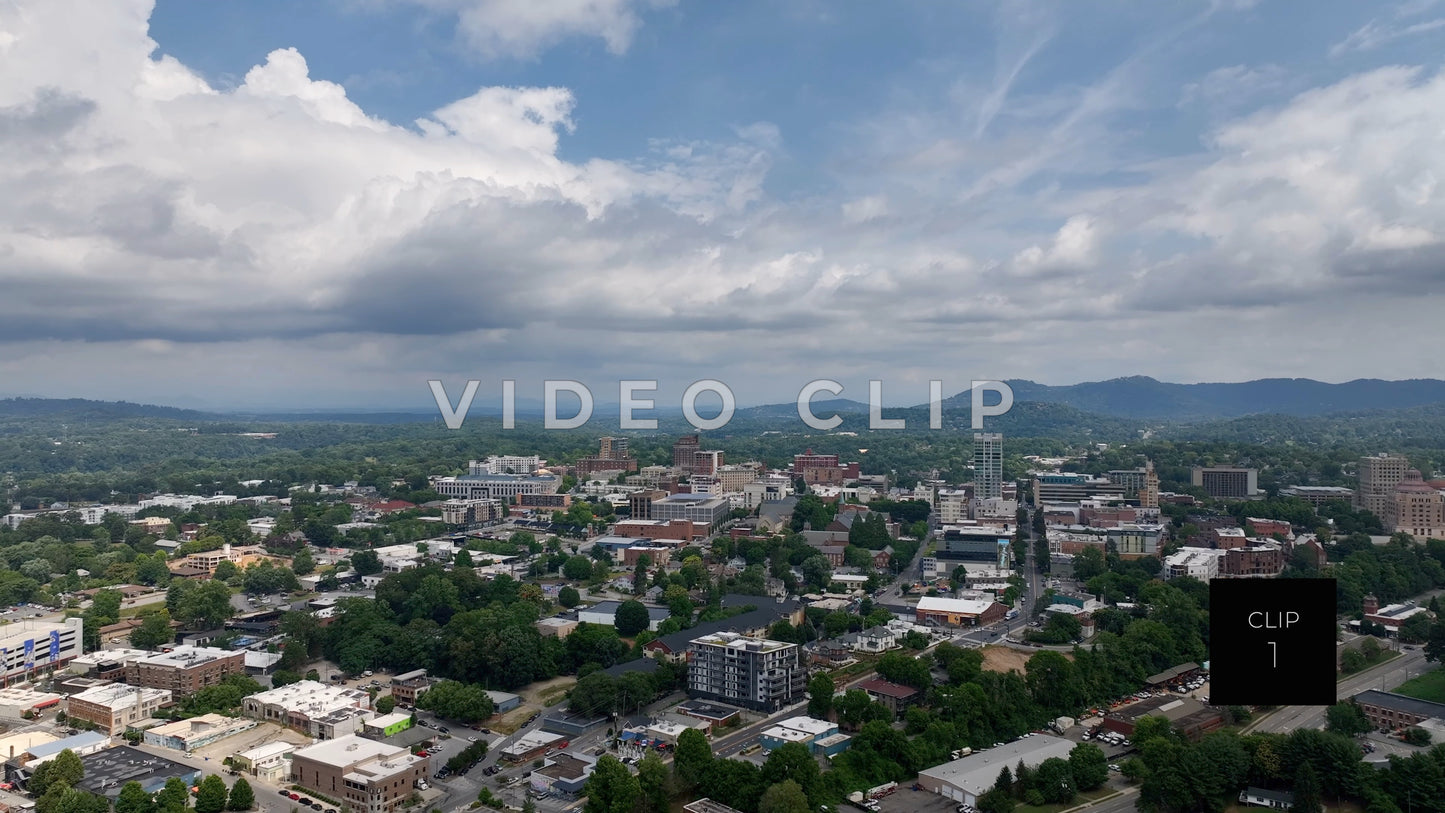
[918,735,1077,805]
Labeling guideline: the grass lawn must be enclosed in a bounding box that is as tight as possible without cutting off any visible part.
[1015,787,1117,813]
[1337,650,1399,682]
[1393,666,1445,703]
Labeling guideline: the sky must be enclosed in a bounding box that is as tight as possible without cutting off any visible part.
[3,0,1445,410]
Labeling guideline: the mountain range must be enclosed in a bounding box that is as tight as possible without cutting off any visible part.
[4,376,1445,427]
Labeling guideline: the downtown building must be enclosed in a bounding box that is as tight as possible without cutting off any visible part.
[686,632,805,713]
[575,437,639,478]
[1190,466,1259,500]
[0,618,84,687]
[125,647,245,696]
[1357,453,1410,518]
[290,735,428,813]
[430,473,561,502]
[973,433,1003,500]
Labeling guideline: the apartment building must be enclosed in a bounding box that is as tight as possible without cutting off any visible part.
[0,618,84,687]
[389,670,433,707]
[973,433,1004,500]
[576,437,639,478]
[1358,453,1410,518]
[125,647,245,695]
[439,499,504,525]
[178,543,271,575]
[687,633,804,713]
[290,735,428,813]
[1162,547,1225,580]
[792,451,860,485]
[66,684,172,735]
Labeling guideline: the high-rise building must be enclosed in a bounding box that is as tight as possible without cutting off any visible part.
[1141,461,1159,509]
[1358,453,1410,519]
[598,437,628,460]
[686,632,804,712]
[973,433,1003,500]
[1384,469,1445,539]
[1190,466,1258,500]
[673,436,701,469]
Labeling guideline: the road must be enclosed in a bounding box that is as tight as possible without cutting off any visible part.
[1247,647,1430,734]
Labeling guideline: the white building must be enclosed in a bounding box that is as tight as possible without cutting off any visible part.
[1163,547,1226,581]
[919,735,1076,805]
[66,684,172,735]
[469,456,546,476]
[242,680,374,739]
[936,489,971,525]
[0,618,85,684]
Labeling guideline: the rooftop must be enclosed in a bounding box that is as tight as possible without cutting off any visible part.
[1354,689,1445,719]
[857,678,920,700]
[920,736,1077,795]
[776,716,835,735]
[133,646,237,669]
[690,631,795,652]
[292,734,405,767]
[916,596,998,615]
[70,683,171,709]
[28,731,109,759]
[77,746,198,797]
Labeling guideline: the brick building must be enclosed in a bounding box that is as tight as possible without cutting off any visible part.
[125,647,245,696]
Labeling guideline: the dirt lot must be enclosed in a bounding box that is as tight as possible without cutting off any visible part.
[190,722,314,763]
[491,676,577,734]
[980,645,1071,674]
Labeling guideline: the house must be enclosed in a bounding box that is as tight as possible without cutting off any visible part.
[856,678,920,717]
[1239,788,1295,809]
[851,627,897,653]
[872,547,894,569]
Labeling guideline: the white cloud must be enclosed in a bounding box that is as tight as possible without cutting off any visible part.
[1330,15,1445,56]
[392,0,677,60]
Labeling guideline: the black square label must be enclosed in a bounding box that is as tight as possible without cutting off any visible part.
[1209,578,1336,706]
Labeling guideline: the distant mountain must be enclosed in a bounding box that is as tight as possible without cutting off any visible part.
[979,377,1445,420]
[0,397,214,422]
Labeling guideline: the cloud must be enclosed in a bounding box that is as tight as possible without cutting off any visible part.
[389,0,677,60]
[1330,7,1445,56]
[5,0,1445,407]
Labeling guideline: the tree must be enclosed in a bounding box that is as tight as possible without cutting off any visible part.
[1068,743,1108,791]
[758,779,810,813]
[350,549,382,576]
[213,561,239,582]
[156,777,190,812]
[291,547,315,576]
[760,743,820,804]
[416,681,495,723]
[559,586,581,608]
[1399,612,1432,644]
[570,672,618,717]
[30,748,84,795]
[977,788,1016,813]
[226,778,254,811]
[1426,618,1445,663]
[1341,648,1367,674]
[195,775,228,813]
[36,786,108,813]
[1131,716,1176,747]
[1293,761,1324,813]
[583,755,639,813]
[636,755,669,813]
[131,609,174,649]
[564,555,594,581]
[1403,726,1432,746]
[1034,757,1075,804]
[1326,702,1373,737]
[807,672,835,719]
[1073,547,1106,581]
[115,782,155,813]
[674,728,713,788]
[376,695,396,714]
[614,600,651,637]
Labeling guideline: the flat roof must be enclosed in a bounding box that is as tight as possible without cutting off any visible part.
[367,712,412,728]
[919,735,1077,796]
[133,646,238,668]
[70,684,171,709]
[916,597,997,615]
[689,631,794,652]
[237,741,297,760]
[30,731,111,759]
[1354,689,1445,719]
[292,734,404,767]
[761,726,811,742]
[77,746,198,797]
[777,716,834,735]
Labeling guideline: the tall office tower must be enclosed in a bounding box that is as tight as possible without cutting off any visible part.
[1141,460,1160,509]
[1190,466,1258,499]
[1357,453,1409,519]
[973,432,1003,500]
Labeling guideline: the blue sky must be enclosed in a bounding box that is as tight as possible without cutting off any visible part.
[4,0,1445,409]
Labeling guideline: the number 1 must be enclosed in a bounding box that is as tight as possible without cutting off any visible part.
[1268,641,1276,668]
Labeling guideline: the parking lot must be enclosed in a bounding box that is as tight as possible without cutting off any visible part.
[875,789,960,813]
